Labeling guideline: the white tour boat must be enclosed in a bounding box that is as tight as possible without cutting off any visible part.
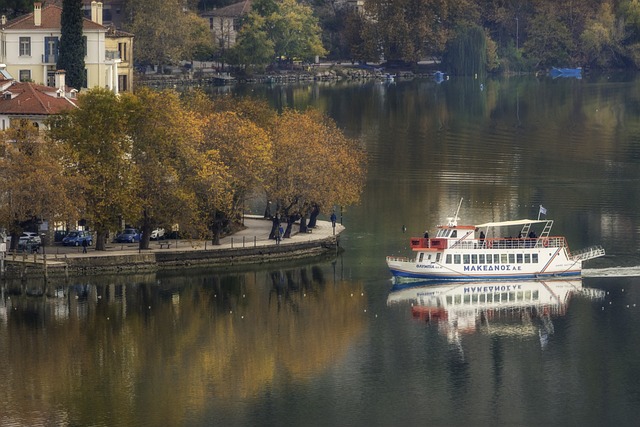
[386,202,605,282]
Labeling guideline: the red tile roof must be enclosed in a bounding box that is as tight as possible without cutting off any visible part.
[3,4,106,31]
[0,81,77,116]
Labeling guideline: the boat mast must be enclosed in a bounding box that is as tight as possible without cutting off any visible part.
[448,198,463,227]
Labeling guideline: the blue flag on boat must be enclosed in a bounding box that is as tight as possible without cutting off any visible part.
[539,205,547,216]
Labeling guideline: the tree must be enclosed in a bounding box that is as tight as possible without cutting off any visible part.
[0,121,82,250]
[124,0,213,70]
[227,14,275,70]
[124,88,208,250]
[0,0,35,19]
[523,6,575,67]
[442,25,491,76]
[265,109,366,238]
[233,0,326,66]
[47,88,139,251]
[57,0,86,89]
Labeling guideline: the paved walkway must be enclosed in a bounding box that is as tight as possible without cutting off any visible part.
[2,216,344,263]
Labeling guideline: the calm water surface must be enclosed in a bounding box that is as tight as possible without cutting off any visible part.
[2,74,640,426]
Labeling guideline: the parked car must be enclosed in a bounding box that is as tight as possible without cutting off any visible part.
[115,228,141,243]
[18,236,40,253]
[19,232,42,245]
[62,230,93,246]
[150,228,165,240]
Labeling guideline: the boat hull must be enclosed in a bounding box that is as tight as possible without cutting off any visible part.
[387,256,582,282]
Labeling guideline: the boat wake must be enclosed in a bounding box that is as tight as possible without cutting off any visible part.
[582,266,640,278]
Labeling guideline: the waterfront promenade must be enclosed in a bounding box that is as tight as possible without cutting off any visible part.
[1,216,344,279]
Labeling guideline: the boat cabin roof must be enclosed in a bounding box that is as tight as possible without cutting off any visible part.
[474,219,550,228]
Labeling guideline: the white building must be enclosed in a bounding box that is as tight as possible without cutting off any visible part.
[0,2,121,93]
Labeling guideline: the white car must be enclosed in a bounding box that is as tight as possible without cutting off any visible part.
[150,228,165,240]
[18,232,42,245]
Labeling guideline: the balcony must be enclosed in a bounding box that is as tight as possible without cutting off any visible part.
[42,53,58,64]
[106,50,121,61]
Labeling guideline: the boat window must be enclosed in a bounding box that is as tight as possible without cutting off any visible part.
[437,229,446,238]
[533,290,539,300]
[501,292,508,301]
[419,253,424,262]
[486,293,493,303]
[524,254,531,263]
[436,253,441,262]
[479,254,485,264]
[516,254,523,263]
[494,254,500,264]
[479,294,486,303]
[472,294,478,303]
[517,291,524,301]
[454,254,461,264]
[464,295,471,304]
[451,230,457,238]
[454,295,461,304]
[463,254,470,264]
[501,254,508,264]
[509,254,515,263]
[485,254,492,264]
[471,254,477,264]
[508,292,515,301]
[446,296,452,305]
[532,253,539,263]
[525,290,531,300]
[446,254,452,264]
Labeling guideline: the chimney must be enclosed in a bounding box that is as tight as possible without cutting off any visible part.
[91,1,97,23]
[91,1,103,25]
[1,15,6,26]
[34,2,42,27]
[55,70,66,93]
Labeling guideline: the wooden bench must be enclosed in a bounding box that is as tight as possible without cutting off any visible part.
[158,242,172,249]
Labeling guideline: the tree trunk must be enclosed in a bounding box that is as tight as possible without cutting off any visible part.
[308,205,320,228]
[140,218,151,250]
[212,220,222,245]
[299,215,308,233]
[269,215,280,240]
[95,228,108,251]
[284,215,296,238]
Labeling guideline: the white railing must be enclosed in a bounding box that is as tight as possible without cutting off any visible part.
[570,245,606,261]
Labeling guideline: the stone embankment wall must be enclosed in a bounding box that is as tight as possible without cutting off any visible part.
[1,236,340,280]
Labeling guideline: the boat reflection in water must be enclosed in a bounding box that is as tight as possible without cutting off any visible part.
[387,279,604,349]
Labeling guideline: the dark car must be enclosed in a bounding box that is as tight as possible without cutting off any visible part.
[18,236,40,253]
[62,230,93,246]
[115,228,141,243]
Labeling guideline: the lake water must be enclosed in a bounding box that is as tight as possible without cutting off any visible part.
[3,74,640,426]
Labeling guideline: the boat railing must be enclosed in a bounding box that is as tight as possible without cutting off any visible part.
[480,237,567,250]
[570,245,606,261]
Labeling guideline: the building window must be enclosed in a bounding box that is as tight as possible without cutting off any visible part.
[19,37,31,56]
[83,36,88,56]
[19,70,31,82]
[118,74,128,92]
[118,42,127,61]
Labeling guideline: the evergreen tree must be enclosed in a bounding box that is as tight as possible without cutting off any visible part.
[57,0,85,89]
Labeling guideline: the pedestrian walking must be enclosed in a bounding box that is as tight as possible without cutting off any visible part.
[82,238,88,253]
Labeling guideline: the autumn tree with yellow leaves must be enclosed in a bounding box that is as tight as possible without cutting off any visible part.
[124,88,210,250]
[265,109,366,239]
[0,120,83,250]
[48,88,140,251]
